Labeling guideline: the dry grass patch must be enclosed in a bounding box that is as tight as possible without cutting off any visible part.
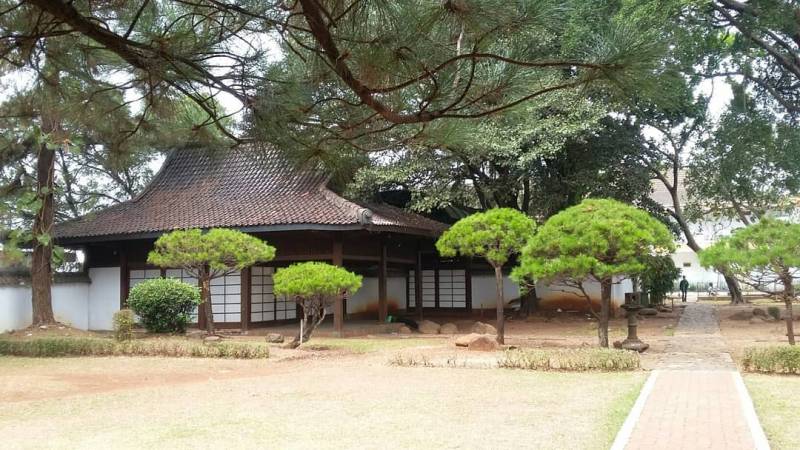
[0,337,268,359]
[745,374,800,449]
[499,347,640,371]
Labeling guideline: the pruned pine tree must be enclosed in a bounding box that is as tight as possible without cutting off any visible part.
[273,262,362,348]
[437,208,536,344]
[148,229,276,335]
[700,219,800,345]
[513,199,675,348]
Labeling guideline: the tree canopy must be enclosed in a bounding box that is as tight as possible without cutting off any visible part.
[148,229,276,276]
[513,199,675,283]
[273,262,363,300]
[699,219,800,293]
[436,208,536,267]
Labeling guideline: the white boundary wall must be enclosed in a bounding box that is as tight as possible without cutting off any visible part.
[0,267,120,332]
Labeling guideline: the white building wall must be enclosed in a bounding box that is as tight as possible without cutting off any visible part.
[0,285,31,332]
[0,282,91,332]
[87,267,121,330]
[345,276,406,316]
[470,274,521,310]
[52,283,90,329]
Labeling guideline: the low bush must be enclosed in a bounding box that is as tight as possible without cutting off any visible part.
[767,306,781,321]
[743,346,800,374]
[499,348,640,372]
[113,309,136,341]
[0,337,269,359]
[127,278,201,333]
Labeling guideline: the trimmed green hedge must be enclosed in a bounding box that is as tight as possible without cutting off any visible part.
[499,348,640,372]
[743,346,800,374]
[0,337,268,359]
[127,278,201,333]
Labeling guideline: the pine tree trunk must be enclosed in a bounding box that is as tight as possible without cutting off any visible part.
[598,278,612,348]
[201,274,215,335]
[494,265,505,345]
[722,270,744,304]
[783,276,795,346]
[30,143,56,326]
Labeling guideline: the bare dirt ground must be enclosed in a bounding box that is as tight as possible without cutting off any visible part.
[0,349,644,450]
[708,299,797,363]
[0,308,684,449]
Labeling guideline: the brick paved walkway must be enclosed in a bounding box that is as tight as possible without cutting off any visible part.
[616,303,769,450]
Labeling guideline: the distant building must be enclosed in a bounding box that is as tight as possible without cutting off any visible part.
[649,170,738,290]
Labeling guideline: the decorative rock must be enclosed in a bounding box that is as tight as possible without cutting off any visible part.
[638,308,658,316]
[266,333,285,343]
[468,335,500,352]
[752,307,767,318]
[455,333,483,347]
[418,320,441,334]
[729,310,754,321]
[398,325,412,334]
[38,325,48,330]
[204,335,221,342]
[440,323,458,334]
[471,321,497,335]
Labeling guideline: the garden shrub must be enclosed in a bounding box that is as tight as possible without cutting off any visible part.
[767,306,781,321]
[0,337,269,359]
[127,278,201,333]
[743,346,800,374]
[499,348,640,372]
[113,309,136,341]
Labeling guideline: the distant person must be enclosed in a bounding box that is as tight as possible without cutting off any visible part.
[679,276,689,302]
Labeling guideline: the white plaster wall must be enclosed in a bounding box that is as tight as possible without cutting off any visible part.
[345,276,407,316]
[87,267,121,330]
[536,277,631,305]
[0,285,31,332]
[52,283,90,329]
[0,282,90,332]
[470,274,521,310]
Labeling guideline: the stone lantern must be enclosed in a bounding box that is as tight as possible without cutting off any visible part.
[615,292,649,352]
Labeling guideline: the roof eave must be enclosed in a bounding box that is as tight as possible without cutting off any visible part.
[56,222,443,246]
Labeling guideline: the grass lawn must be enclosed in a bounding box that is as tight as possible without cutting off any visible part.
[0,353,644,449]
[745,374,800,450]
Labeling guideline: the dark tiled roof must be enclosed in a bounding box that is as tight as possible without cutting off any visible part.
[55,144,447,242]
[0,271,91,286]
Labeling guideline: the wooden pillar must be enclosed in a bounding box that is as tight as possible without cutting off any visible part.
[332,239,344,336]
[415,248,423,321]
[241,267,251,333]
[119,247,129,309]
[378,241,388,322]
[434,267,440,309]
[465,258,473,313]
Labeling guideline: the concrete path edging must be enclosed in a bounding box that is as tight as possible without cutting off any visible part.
[733,371,770,450]
[610,370,660,450]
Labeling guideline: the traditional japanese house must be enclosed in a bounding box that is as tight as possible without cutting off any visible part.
[52,144,479,332]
